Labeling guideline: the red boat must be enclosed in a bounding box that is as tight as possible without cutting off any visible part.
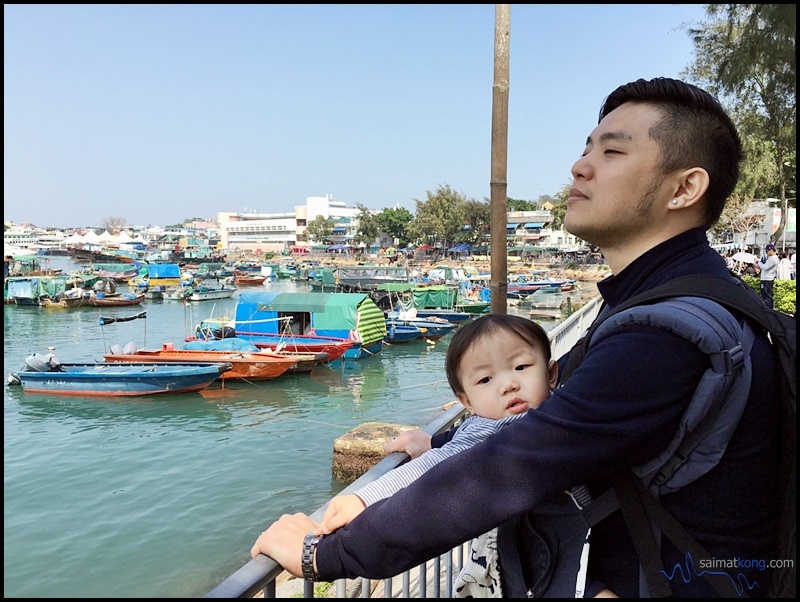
[103,344,299,381]
[197,331,355,362]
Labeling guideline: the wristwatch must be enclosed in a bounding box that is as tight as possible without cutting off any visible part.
[301,530,321,582]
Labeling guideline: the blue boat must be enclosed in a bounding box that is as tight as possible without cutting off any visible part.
[384,322,426,344]
[7,353,231,397]
[385,311,457,340]
[233,291,387,359]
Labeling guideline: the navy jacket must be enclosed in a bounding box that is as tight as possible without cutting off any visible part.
[315,228,780,597]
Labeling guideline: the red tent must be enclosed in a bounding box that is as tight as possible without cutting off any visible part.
[416,244,435,251]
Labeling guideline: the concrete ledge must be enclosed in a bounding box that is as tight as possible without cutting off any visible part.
[331,422,420,483]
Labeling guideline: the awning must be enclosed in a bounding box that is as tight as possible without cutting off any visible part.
[506,223,518,229]
[332,227,347,233]
[524,222,545,228]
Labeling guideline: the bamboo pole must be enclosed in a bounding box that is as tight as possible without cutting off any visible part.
[490,5,510,314]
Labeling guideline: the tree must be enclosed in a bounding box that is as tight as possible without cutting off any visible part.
[407,184,471,249]
[376,207,414,246]
[352,203,380,248]
[305,215,334,244]
[102,217,127,232]
[549,183,570,231]
[459,199,491,246]
[684,4,796,242]
[507,197,537,211]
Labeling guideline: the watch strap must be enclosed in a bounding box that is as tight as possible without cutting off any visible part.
[302,530,321,582]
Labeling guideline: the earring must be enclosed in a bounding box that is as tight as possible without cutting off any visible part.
[672,199,678,205]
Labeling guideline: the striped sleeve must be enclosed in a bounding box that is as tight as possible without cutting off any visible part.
[356,415,521,506]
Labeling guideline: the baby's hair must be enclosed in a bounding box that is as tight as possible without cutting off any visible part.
[445,314,551,396]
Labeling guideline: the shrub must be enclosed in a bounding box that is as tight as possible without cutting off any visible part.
[741,275,795,316]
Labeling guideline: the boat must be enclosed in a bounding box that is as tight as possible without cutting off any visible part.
[7,352,230,396]
[385,310,457,340]
[102,342,298,381]
[40,290,86,309]
[234,275,268,286]
[384,322,426,343]
[308,265,410,293]
[185,278,238,302]
[84,292,146,307]
[231,291,387,359]
[6,275,73,305]
[181,337,329,373]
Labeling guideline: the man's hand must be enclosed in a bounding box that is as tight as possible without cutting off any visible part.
[384,429,432,459]
[315,494,366,536]
[250,513,319,577]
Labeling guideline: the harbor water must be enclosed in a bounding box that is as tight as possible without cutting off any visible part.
[3,257,564,598]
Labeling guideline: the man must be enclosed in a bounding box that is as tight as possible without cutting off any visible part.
[757,243,779,308]
[251,78,781,597]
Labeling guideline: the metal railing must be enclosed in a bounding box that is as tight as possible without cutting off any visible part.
[204,295,604,598]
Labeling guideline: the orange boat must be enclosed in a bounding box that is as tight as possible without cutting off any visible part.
[103,344,299,381]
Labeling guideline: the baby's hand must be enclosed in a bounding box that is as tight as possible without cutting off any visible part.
[315,494,366,535]
[384,429,432,459]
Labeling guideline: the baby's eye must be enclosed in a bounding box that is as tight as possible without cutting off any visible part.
[477,376,492,385]
[515,364,531,371]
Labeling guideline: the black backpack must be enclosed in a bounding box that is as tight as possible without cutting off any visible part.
[560,275,796,598]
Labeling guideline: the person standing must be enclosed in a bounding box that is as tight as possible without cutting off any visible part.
[757,242,779,308]
[250,77,781,598]
[777,252,793,281]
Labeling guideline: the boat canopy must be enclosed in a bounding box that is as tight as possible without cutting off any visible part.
[147,263,181,278]
[235,292,386,345]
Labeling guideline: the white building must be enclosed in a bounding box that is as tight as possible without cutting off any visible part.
[217,194,363,253]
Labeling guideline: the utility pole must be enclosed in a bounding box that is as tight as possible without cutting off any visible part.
[490,4,510,314]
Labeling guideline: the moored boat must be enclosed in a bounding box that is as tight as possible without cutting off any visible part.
[103,343,298,381]
[7,353,230,396]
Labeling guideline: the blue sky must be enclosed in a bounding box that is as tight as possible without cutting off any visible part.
[4,4,710,229]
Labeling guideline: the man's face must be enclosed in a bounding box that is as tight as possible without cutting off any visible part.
[565,102,669,249]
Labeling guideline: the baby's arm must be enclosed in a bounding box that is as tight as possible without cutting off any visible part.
[384,429,432,458]
[315,494,366,535]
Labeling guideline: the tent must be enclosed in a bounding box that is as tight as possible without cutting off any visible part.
[416,244,435,251]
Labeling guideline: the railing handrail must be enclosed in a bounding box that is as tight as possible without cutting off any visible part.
[204,297,604,598]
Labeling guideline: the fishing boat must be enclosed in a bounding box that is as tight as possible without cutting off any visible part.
[231,291,386,359]
[39,289,86,309]
[7,353,230,396]
[385,308,457,340]
[181,337,329,373]
[185,278,238,302]
[102,343,298,381]
[384,322,426,343]
[84,291,146,307]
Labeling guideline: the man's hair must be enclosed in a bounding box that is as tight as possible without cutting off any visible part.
[600,77,743,227]
[445,314,551,396]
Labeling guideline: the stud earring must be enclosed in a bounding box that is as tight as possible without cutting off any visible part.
[672,199,678,205]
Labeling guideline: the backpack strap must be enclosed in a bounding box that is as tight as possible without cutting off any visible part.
[560,276,762,597]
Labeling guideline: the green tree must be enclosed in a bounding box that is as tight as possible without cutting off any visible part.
[549,183,570,231]
[376,207,414,246]
[684,4,796,242]
[352,203,380,248]
[507,197,537,211]
[407,184,470,249]
[305,215,334,244]
[459,199,491,246]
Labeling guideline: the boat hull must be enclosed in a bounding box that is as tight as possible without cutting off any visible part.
[103,348,297,380]
[12,361,231,396]
[228,332,354,361]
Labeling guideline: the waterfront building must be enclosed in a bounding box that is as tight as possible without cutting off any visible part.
[217,194,364,254]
